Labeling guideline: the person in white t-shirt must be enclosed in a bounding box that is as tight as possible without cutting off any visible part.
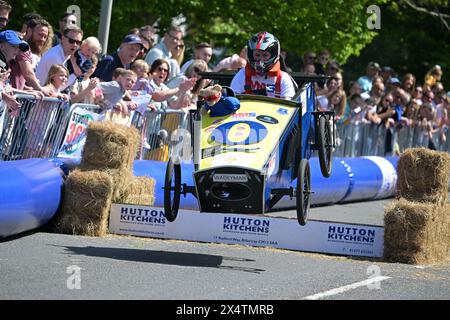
[230,31,295,100]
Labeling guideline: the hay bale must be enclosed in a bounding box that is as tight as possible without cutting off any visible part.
[106,169,133,203]
[396,148,450,206]
[56,170,114,237]
[384,198,450,264]
[77,166,134,203]
[80,121,139,171]
[121,176,156,206]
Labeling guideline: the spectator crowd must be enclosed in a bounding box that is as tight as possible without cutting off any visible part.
[0,0,449,155]
[302,49,449,152]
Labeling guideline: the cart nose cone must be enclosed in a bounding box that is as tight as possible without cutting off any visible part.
[194,167,265,214]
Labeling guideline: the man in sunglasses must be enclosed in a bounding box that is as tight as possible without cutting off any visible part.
[36,24,83,87]
[144,25,183,81]
[0,0,11,30]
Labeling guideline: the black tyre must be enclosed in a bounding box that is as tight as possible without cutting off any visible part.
[317,115,333,178]
[164,158,181,222]
[296,159,311,226]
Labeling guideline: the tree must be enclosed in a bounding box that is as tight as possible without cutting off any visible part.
[8,0,447,88]
[343,0,450,89]
[8,0,385,63]
[156,0,387,65]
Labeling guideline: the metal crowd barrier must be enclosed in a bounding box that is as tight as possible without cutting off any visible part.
[334,121,450,157]
[131,109,189,161]
[2,93,448,162]
[0,94,72,160]
[394,123,450,153]
[0,94,107,161]
[0,100,6,140]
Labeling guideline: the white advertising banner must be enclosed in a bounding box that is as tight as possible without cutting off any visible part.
[58,107,105,158]
[109,204,384,258]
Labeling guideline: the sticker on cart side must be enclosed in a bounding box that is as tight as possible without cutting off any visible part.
[210,121,268,145]
[202,145,260,159]
[256,115,279,124]
[276,108,288,115]
[231,112,257,120]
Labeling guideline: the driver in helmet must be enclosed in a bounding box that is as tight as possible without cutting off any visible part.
[230,31,296,100]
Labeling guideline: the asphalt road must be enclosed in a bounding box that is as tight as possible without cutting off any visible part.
[1,198,449,302]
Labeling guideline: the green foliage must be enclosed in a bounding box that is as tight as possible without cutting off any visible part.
[344,0,450,88]
[8,0,383,62]
[8,0,101,40]
[6,0,449,88]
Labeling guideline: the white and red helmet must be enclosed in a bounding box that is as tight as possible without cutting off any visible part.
[247,31,280,73]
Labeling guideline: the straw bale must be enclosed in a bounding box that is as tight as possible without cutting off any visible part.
[105,168,134,203]
[77,166,134,202]
[80,121,139,171]
[55,170,114,237]
[121,176,156,206]
[384,198,450,264]
[396,148,450,206]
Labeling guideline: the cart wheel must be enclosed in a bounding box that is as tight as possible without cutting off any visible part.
[317,115,333,178]
[296,159,311,226]
[164,158,181,222]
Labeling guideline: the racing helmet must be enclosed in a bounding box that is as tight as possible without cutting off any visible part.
[247,31,280,73]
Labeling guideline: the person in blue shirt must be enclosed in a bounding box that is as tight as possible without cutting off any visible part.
[92,34,143,82]
[357,61,381,93]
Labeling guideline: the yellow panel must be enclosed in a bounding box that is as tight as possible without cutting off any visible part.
[200,99,297,171]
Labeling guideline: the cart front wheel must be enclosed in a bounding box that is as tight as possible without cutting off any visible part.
[164,158,181,222]
[296,159,311,226]
[317,115,333,178]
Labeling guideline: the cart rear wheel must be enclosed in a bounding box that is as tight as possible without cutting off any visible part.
[317,115,332,177]
[296,159,311,226]
[164,158,181,222]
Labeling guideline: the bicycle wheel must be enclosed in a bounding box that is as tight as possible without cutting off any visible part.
[163,158,181,222]
[317,115,333,177]
[296,159,311,226]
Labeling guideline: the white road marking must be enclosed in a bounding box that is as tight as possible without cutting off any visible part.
[303,276,392,300]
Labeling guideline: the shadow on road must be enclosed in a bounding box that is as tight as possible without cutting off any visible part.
[56,245,266,274]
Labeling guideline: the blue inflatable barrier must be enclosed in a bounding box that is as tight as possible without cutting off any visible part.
[0,159,65,238]
[309,158,352,206]
[272,156,398,209]
[0,156,398,238]
[124,157,398,210]
[133,160,199,210]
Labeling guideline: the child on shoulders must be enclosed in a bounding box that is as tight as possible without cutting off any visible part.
[67,36,101,83]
